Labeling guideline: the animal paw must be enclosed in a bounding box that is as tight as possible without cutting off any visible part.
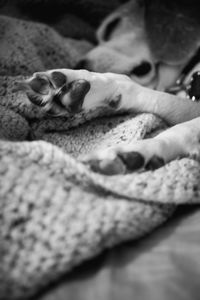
[17,69,131,116]
[81,138,168,175]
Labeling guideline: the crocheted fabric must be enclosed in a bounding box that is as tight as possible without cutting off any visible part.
[1,5,200,300]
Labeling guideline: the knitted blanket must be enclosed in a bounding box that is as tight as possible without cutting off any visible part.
[1,8,200,300]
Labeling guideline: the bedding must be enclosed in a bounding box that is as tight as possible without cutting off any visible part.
[0,1,200,300]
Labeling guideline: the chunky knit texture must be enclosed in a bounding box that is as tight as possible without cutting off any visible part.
[1,5,200,300]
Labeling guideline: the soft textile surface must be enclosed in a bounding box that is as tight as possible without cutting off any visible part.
[37,205,200,300]
[0,4,200,300]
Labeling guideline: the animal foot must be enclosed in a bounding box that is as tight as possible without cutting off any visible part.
[17,69,131,116]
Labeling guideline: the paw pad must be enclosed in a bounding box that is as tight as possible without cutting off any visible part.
[17,71,91,115]
[118,151,145,171]
[146,155,165,170]
[51,71,67,88]
[67,80,90,113]
[108,94,122,109]
[29,76,50,95]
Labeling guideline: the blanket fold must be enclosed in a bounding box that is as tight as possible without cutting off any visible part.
[0,9,200,300]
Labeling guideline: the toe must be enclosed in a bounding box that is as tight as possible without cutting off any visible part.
[98,156,126,175]
[145,155,165,170]
[16,73,54,108]
[26,92,47,107]
[29,76,50,95]
[68,80,90,113]
[82,154,126,175]
[118,151,145,171]
[51,71,67,88]
[59,79,90,113]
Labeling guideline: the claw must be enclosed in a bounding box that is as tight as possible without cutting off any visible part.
[12,80,30,93]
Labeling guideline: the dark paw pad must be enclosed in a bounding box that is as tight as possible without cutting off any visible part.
[146,155,165,170]
[108,94,122,109]
[26,92,46,107]
[118,151,145,171]
[51,71,67,88]
[64,79,90,113]
[29,76,50,95]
